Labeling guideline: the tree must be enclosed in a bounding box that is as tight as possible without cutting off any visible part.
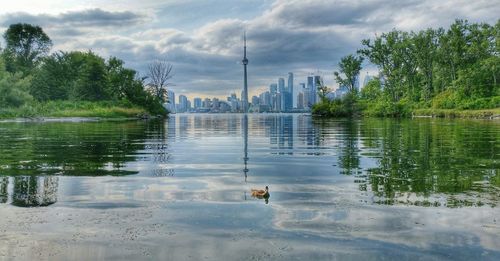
[0,56,33,107]
[147,60,173,102]
[3,23,52,74]
[360,78,382,101]
[316,78,331,103]
[73,52,109,101]
[413,28,438,99]
[30,52,74,101]
[106,57,137,100]
[334,54,363,93]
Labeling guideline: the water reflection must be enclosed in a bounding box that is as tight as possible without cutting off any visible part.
[242,114,249,182]
[0,176,58,207]
[0,115,498,209]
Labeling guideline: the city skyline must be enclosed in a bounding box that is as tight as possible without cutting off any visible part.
[166,69,367,113]
[1,1,497,98]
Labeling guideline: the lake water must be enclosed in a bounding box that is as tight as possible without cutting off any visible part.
[0,114,499,260]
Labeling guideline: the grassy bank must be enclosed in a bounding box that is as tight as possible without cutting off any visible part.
[0,100,149,119]
[413,108,500,119]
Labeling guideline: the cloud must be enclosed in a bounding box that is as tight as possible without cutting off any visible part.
[0,0,499,98]
[0,8,148,28]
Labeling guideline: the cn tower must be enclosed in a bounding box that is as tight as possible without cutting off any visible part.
[242,32,249,113]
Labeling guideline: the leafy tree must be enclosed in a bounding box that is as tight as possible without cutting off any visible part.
[73,53,109,101]
[333,54,364,93]
[360,78,382,101]
[30,52,75,100]
[3,23,52,74]
[0,57,33,107]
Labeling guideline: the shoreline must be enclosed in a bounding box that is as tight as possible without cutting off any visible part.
[412,108,500,119]
[0,116,163,123]
[313,108,500,120]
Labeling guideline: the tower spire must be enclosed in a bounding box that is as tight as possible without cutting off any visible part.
[242,31,249,113]
[244,31,247,59]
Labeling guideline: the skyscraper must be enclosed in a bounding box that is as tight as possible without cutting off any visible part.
[314,75,321,105]
[242,32,249,113]
[178,95,188,113]
[287,72,294,110]
[307,75,315,107]
[297,92,304,109]
[194,98,202,109]
[166,90,176,113]
[270,84,277,95]
[278,78,285,111]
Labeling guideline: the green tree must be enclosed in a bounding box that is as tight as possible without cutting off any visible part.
[333,54,364,93]
[30,52,75,100]
[360,78,382,101]
[0,56,33,107]
[73,53,109,101]
[106,57,138,100]
[3,23,52,74]
[413,29,438,99]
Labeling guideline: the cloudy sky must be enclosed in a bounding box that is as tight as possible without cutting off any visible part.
[0,0,498,99]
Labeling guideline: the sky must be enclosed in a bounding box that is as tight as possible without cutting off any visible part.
[0,0,499,100]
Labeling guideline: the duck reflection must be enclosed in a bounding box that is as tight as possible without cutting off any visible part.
[0,176,58,207]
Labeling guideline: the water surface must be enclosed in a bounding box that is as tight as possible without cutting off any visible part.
[0,114,498,260]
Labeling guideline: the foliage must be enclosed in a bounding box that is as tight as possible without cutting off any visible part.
[2,23,52,73]
[0,100,148,119]
[0,23,168,118]
[0,56,33,108]
[312,92,360,117]
[316,19,499,118]
[360,78,382,101]
[333,54,364,93]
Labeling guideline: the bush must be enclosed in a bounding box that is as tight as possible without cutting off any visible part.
[0,72,33,108]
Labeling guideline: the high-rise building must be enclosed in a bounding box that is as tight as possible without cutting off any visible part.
[307,76,314,107]
[353,74,360,92]
[194,98,202,109]
[178,95,188,113]
[203,98,211,108]
[278,78,285,93]
[297,92,304,109]
[166,90,176,113]
[275,93,282,112]
[212,98,219,110]
[278,78,285,111]
[259,91,271,107]
[286,72,293,111]
[269,84,277,95]
[251,96,259,106]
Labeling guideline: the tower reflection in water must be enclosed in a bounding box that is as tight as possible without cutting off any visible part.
[0,176,58,207]
[243,114,249,182]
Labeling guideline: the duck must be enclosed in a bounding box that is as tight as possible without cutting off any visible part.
[251,186,270,198]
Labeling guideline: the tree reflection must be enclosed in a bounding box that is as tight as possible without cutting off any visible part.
[314,118,499,207]
[0,177,8,203]
[0,120,166,176]
[0,176,59,207]
[363,119,499,207]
